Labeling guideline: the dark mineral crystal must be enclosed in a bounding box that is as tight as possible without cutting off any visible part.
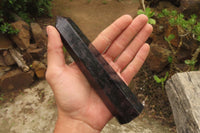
[56,16,143,124]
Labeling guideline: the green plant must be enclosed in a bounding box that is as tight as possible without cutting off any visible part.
[158,9,200,71]
[137,7,156,25]
[0,0,52,34]
[168,56,173,63]
[158,9,200,40]
[164,34,175,44]
[63,47,67,53]
[0,23,19,34]
[164,34,183,73]
[185,59,196,71]
[153,72,169,90]
[164,34,176,55]
[0,94,4,101]
[102,0,107,4]
[0,0,52,23]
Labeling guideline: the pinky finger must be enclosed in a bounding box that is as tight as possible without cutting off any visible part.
[121,43,150,85]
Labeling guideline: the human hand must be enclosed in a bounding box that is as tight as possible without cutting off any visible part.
[46,14,152,133]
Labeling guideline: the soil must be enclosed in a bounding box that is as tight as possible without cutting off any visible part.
[0,81,174,133]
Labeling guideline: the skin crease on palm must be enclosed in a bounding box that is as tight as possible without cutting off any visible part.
[46,14,153,133]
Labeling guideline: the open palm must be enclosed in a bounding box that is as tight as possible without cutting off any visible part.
[46,14,152,132]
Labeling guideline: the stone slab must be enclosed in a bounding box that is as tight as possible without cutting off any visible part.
[165,71,200,133]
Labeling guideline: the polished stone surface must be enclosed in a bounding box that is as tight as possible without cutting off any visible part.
[56,17,143,124]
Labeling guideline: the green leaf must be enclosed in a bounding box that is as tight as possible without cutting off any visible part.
[168,56,173,63]
[145,8,151,15]
[149,12,155,18]
[102,0,107,4]
[153,75,161,83]
[148,18,156,25]
[197,35,200,41]
[169,34,175,40]
[165,34,175,43]
[137,9,144,15]
[184,60,190,65]
[162,9,169,16]
[157,13,164,18]
[169,18,176,26]
[164,36,168,42]
[63,46,67,53]
[185,59,196,66]
[0,97,3,101]
[170,10,177,16]
[194,22,200,35]
[164,72,169,81]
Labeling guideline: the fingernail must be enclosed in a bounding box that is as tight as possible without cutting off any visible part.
[46,26,51,35]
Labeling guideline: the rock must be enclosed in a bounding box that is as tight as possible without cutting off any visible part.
[30,23,47,47]
[32,61,46,79]
[146,44,172,72]
[0,34,13,50]
[29,43,38,49]
[176,48,191,62]
[0,69,34,90]
[3,50,16,66]
[0,66,11,77]
[22,52,33,65]
[165,25,180,47]
[0,55,6,66]
[174,63,189,71]
[148,0,180,7]
[165,71,200,133]
[27,48,45,60]
[27,70,35,78]
[180,0,200,16]
[11,20,30,50]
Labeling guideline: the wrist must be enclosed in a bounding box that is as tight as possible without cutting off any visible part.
[54,114,101,133]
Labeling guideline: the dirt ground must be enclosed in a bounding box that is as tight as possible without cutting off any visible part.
[0,81,174,133]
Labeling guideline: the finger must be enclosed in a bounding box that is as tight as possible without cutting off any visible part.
[115,23,153,71]
[104,14,148,60]
[47,25,66,68]
[92,15,132,53]
[121,43,150,84]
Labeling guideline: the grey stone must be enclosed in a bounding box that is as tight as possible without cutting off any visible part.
[165,71,200,133]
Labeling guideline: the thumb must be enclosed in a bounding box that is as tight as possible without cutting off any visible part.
[46,25,66,68]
